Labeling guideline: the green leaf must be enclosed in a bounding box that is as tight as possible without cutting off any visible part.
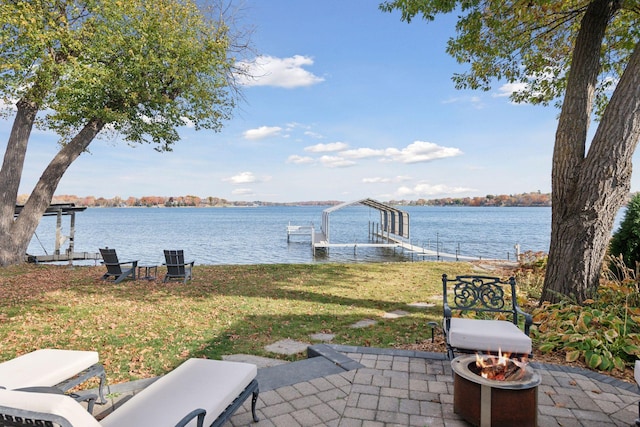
[604,329,619,343]
[565,350,581,362]
[538,342,556,353]
[613,357,626,371]
[586,352,603,370]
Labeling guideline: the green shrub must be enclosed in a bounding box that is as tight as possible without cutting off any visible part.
[609,193,640,276]
[532,256,640,372]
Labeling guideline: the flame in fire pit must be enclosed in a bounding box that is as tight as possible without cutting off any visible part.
[474,349,528,381]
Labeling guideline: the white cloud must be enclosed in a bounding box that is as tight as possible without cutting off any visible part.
[362,177,391,184]
[363,175,412,184]
[304,142,349,153]
[181,117,195,128]
[290,141,461,168]
[287,155,315,164]
[304,131,324,139]
[341,148,385,159]
[384,141,463,164]
[494,82,528,98]
[224,172,257,184]
[396,182,474,198]
[319,155,356,168]
[232,188,254,196]
[236,55,325,88]
[243,126,282,140]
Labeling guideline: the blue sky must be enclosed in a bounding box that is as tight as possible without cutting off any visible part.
[1,1,623,203]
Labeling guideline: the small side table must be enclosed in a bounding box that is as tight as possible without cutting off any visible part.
[138,264,158,280]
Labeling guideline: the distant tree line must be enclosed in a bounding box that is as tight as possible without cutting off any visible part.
[16,191,552,208]
[16,194,343,208]
[391,192,551,207]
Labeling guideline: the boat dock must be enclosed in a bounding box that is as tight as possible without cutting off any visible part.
[287,199,490,261]
[17,203,101,264]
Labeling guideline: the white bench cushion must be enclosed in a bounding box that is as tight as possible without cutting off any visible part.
[101,358,257,427]
[0,388,101,427]
[0,349,99,389]
[448,318,532,355]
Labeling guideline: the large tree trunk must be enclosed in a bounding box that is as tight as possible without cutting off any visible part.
[0,100,39,266]
[542,1,640,303]
[0,118,105,266]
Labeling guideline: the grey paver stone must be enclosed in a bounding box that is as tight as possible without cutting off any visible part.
[258,390,285,406]
[309,403,341,422]
[374,360,392,370]
[294,381,321,396]
[259,401,296,418]
[308,376,335,392]
[338,417,363,427]
[309,333,335,342]
[406,302,435,308]
[371,374,391,388]
[351,384,380,396]
[382,309,409,318]
[411,415,445,427]
[269,413,301,427]
[389,375,409,390]
[343,406,377,421]
[399,398,421,415]
[357,393,379,410]
[264,339,310,355]
[327,397,347,415]
[420,400,443,417]
[375,409,409,424]
[378,395,399,412]
[538,415,580,427]
[538,404,574,418]
[316,388,348,402]
[276,385,303,401]
[572,408,621,422]
[350,319,377,328]
[353,372,374,385]
[382,386,409,399]
[428,381,449,394]
[290,395,323,410]
[291,408,323,426]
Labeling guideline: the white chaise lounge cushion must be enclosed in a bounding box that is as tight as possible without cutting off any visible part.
[101,358,257,427]
[0,349,99,389]
[448,318,532,355]
[0,388,101,427]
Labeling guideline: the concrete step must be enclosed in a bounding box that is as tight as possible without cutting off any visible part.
[256,356,345,391]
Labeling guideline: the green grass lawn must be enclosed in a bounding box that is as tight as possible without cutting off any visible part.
[0,261,478,385]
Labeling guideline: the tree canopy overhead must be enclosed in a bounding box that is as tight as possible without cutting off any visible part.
[0,0,236,150]
[381,0,640,303]
[381,1,639,110]
[0,0,248,266]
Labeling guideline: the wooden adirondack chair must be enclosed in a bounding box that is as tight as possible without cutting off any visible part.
[163,250,194,283]
[99,248,138,283]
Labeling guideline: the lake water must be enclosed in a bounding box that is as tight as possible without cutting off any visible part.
[27,205,559,265]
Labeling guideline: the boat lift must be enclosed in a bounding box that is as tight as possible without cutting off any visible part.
[15,203,100,264]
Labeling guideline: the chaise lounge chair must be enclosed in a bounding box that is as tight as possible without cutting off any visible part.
[163,250,194,283]
[99,248,138,283]
[0,349,107,406]
[0,358,259,427]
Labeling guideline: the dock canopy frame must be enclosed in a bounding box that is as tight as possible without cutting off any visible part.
[15,203,91,263]
[321,198,409,243]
